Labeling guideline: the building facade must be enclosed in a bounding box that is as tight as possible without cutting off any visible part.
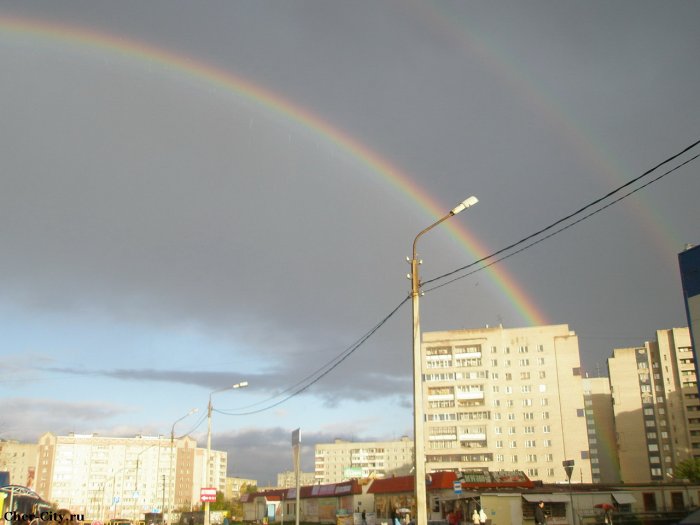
[421,324,592,482]
[225,476,258,500]
[679,244,700,382]
[35,433,226,521]
[0,440,38,489]
[314,437,413,484]
[276,470,315,489]
[608,327,697,483]
[582,377,621,484]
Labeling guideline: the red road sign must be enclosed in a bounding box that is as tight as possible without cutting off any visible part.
[200,487,217,502]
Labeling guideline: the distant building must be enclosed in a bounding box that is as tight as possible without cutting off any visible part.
[0,440,38,489]
[679,244,700,384]
[225,476,257,500]
[36,432,226,521]
[608,327,697,482]
[314,437,413,484]
[276,470,315,488]
[421,324,592,482]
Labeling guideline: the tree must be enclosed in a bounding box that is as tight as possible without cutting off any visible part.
[674,458,700,483]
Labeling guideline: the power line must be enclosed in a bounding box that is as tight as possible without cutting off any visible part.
[423,139,700,288]
[207,139,700,417]
[424,152,699,293]
[214,295,410,416]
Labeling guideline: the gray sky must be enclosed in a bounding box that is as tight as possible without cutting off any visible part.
[0,0,699,483]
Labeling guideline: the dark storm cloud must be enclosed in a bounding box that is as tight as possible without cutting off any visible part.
[41,365,412,403]
[1,398,132,441]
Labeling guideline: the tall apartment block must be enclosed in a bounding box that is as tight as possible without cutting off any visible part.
[0,440,38,488]
[276,470,316,488]
[608,327,697,483]
[421,324,592,482]
[314,437,413,484]
[679,244,700,380]
[35,433,227,520]
[582,377,620,484]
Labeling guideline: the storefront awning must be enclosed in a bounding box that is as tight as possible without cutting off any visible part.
[523,494,571,503]
[612,493,636,505]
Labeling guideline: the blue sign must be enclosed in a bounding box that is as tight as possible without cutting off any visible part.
[453,481,462,494]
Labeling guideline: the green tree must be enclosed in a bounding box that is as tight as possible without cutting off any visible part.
[674,458,700,482]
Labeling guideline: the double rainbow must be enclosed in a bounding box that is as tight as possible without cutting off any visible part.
[0,12,547,326]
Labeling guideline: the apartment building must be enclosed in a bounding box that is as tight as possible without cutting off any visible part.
[276,470,316,488]
[0,440,38,488]
[609,327,697,483]
[421,324,592,482]
[225,476,258,500]
[679,244,700,378]
[35,433,226,520]
[314,437,413,484]
[582,377,620,483]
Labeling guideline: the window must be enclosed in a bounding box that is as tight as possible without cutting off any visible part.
[539,384,547,393]
[495,427,502,434]
[496,440,503,448]
[506,400,514,407]
[522,399,533,407]
[525,440,536,448]
[521,372,531,380]
[527,454,537,462]
[577,409,585,417]
[491,359,498,366]
[539,371,546,379]
[492,386,499,393]
[538,345,544,352]
[508,413,516,420]
[505,372,512,380]
[524,426,535,434]
[509,441,517,448]
[543,440,552,447]
[524,412,534,420]
[522,385,532,393]
[537,357,545,365]
[542,412,550,419]
[520,358,530,366]
[541,398,549,406]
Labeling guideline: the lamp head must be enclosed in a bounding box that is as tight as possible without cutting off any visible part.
[451,196,478,215]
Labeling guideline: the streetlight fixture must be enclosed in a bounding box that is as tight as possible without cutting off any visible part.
[204,381,249,525]
[410,196,478,525]
[167,408,198,525]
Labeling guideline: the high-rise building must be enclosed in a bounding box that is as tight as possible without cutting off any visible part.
[582,377,620,484]
[0,440,38,489]
[679,244,700,381]
[608,327,697,483]
[314,437,413,484]
[35,433,226,521]
[421,324,592,482]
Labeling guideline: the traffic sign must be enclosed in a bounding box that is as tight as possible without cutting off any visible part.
[200,487,217,502]
[453,481,462,494]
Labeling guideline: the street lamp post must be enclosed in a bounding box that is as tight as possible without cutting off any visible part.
[168,408,199,525]
[410,196,478,525]
[204,381,249,525]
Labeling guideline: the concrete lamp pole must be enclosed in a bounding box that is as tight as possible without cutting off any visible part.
[167,408,198,525]
[204,381,249,525]
[410,196,478,525]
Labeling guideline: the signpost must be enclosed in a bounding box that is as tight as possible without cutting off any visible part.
[200,488,217,503]
[453,481,462,495]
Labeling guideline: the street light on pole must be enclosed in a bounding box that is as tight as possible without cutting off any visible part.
[168,408,198,525]
[204,381,249,525]
[410,196,478,525]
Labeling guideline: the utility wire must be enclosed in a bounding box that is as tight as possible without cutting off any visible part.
[214,295,410,416]
[423,138,700,287]
[424,153,699,294]
[207,139,699,417]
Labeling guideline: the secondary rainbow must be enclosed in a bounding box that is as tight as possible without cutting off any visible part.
[0,12,547,326]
